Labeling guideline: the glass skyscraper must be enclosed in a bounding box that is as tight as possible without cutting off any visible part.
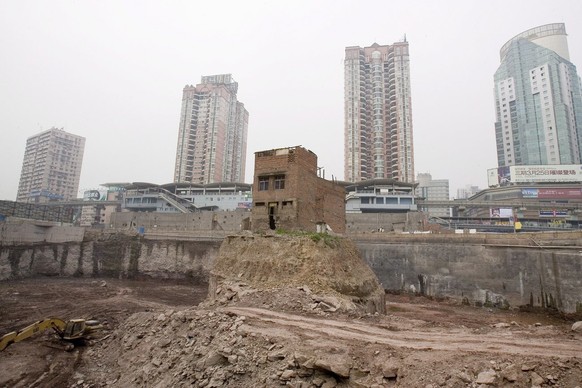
[494,23,582,167]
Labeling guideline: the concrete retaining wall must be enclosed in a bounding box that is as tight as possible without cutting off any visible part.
[353,233,582,313]
[1,229,582,313]
[0,236,221,282]
[356,242,582,312]
[0,221,84,244]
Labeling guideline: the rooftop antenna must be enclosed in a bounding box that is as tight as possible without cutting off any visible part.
[403,33,407,42]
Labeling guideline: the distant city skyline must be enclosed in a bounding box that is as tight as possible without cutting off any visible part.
[456,184,481,200]
[1,2,581,201]
[344,41,414,183]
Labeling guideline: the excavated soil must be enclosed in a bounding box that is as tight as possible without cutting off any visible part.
[1,235,581,387]
[0,277,581,387]
[0,278,206,388]
[209,235,386,314]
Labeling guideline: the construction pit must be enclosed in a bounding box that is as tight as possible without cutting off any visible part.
[1,234,582,388]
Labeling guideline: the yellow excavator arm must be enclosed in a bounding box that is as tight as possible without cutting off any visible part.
[1,318,103,351]
[1,318,69,351]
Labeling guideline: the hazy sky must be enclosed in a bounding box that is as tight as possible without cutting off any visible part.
[1,0,581,201]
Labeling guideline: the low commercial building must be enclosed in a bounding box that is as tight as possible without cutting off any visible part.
[79,204,119,227]
[102,182,252,213]
[472,164,582,228]
[251,146,345,233]
[340,179,422,233]
[465,183,582,228]
[343,179,417,213]
[78,189,121,227]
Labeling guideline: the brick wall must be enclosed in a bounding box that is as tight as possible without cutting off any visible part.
[317,180,346,233]
[251,146,345,233]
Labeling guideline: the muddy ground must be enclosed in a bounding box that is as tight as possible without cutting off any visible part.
[0,278,581,387]
[0,278,206,387]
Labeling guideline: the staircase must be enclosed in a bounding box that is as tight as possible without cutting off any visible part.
[158,191,193,213]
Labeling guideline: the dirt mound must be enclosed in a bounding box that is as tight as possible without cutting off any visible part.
[207,234,385,314]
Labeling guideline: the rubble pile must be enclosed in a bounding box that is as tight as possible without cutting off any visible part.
[82,308,396,387]
[208,234,386,315]
[78,307,582,387]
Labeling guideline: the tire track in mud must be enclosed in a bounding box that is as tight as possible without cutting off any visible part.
[224,307,582,359]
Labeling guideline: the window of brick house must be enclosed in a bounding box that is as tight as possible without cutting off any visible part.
[259,177,269,191]
[274,175,285,190]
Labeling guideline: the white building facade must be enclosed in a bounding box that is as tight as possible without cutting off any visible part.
[344,179,417,213]
[416,173,450,217]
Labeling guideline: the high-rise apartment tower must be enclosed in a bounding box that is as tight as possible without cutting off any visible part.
[494,23,582,167]
[174,74,249,184]
[344,41,414,183]
[16,127,85,203]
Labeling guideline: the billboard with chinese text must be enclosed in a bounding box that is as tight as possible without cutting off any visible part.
[521,188,582,199]
[488,165,582,186]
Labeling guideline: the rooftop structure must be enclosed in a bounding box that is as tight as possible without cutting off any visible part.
[102,182,252,213]
[343,179,417,213]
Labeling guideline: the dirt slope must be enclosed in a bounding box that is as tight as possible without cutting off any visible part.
[209,234,386,314]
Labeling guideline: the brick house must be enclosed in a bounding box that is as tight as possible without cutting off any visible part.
[251,146,346,233]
